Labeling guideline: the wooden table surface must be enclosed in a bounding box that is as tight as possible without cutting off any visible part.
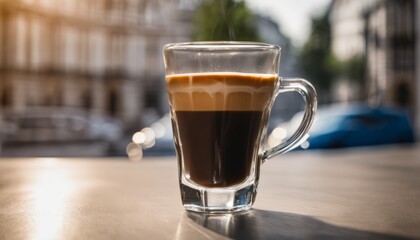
[1,145,419,239]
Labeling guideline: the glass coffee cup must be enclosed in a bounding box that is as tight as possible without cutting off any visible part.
[163,42,317,213]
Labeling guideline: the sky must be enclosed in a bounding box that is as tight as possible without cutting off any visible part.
[245,0,332,46]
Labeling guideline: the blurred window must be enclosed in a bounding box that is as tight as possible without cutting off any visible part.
[1,84,11,107]
[145,91,158,108]
[108,89,118,117]
[353,115,377,128]
[83,91,92,109]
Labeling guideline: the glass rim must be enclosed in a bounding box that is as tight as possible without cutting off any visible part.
[163,41,281,52]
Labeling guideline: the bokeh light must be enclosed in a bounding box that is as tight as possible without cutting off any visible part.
[126,142,143,161]
[132,132,146,145]
[150,122,166,139]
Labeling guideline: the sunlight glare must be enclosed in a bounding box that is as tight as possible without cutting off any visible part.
[31,167,74,240]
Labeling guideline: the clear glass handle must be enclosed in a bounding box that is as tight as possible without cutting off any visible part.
[261,77,318,161]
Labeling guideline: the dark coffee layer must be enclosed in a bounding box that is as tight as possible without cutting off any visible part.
[166,72,277,111]
[175,110,264,188]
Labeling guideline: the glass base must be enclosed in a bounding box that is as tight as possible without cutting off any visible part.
[180,182,258,213]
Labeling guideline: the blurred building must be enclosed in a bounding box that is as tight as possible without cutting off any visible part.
[330,0,418,135]
[0,0,195,133]
[330,0,415,111]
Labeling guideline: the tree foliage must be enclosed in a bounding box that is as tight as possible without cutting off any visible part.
[340,54,365,84]
[299,11,339,92]
[300,10,366,95]
[193,0,259,41]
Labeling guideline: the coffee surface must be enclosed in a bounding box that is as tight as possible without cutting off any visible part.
[166,72,277,111]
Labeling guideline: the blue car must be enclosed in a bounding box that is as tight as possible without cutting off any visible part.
[268,104,415,150]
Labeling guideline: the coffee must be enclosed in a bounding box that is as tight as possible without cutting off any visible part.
[166,73,277,187]
[175,110,263,187]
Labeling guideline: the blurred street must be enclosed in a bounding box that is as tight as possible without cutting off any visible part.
[0,0,419,158]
